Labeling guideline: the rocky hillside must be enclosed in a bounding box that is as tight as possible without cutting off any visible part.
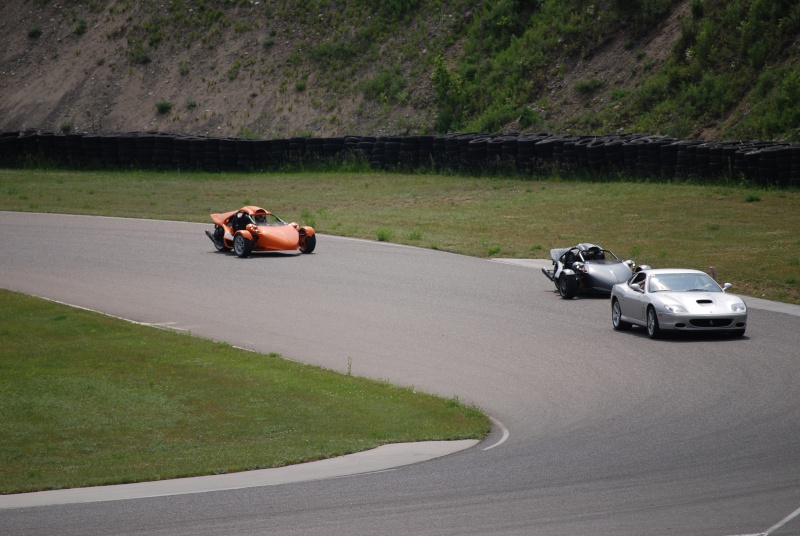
[1,0,799,142]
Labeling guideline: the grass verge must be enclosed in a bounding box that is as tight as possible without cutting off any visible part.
[0,289,489,494]
[1,167,798,304]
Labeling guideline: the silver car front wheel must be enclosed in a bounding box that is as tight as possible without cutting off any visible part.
[611,299,631,331]
[646,307,661,339]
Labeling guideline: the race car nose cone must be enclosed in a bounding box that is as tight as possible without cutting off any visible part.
[594,263,632,287]
[255,225,301,250]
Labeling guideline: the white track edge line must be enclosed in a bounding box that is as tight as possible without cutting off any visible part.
[483,416,509,451]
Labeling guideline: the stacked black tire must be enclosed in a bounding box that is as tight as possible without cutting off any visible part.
[0,129,799,188]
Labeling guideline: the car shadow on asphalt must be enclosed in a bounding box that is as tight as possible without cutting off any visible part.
[208,251,305,259]
[621,326,749,343]
[543,290,610,301]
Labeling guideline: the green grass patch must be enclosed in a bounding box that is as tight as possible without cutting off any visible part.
[407,229,423,241]
[575,78,605,95]
[0,289,489,494]
[376,227,393,242]
[155,101,173,114]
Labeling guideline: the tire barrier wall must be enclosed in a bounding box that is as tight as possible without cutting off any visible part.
[1,129,799,187]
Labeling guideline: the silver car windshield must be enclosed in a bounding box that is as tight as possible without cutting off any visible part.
[649,273,721,293]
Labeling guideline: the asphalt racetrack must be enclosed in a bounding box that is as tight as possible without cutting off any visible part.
[1,211,799,536]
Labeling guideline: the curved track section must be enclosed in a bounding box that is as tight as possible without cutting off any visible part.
[1,212,799,536]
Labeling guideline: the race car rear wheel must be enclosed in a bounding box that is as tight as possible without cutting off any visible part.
[300,234,316,254]
[234,234,253,258]
[558,273,577,299]
[213,226,230,252]
[611,299,631,331]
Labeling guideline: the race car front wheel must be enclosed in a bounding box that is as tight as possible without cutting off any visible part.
[300,234,316,254]
[234,234,253,258]
[558,273,577,299]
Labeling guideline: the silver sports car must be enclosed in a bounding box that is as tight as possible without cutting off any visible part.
[610,268,747,338]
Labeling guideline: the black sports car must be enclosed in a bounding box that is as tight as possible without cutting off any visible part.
[541,243,642,299]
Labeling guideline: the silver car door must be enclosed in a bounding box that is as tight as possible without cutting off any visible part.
[621,273,647,320]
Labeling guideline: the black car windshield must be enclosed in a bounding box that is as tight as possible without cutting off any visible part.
[254,214,286,226]
[649,273,721,292]
[581,249,620,263]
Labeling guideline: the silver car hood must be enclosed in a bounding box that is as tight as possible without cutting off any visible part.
[651,291,745,313]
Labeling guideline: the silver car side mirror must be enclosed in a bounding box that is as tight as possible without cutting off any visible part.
[722,282,733,291]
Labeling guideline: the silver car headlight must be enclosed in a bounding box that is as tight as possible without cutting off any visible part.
[731,303,746,313]
[663,304,687,313]
[573,262,587,273]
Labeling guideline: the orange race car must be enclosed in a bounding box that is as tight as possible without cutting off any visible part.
[205,206,316,258]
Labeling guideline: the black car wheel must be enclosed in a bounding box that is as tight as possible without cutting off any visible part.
[212,226,230,251]
[234,234,253,258]
[558,273,577,299]
[611,299,631,331]
[300,234,316,254]
[646,307,661,339]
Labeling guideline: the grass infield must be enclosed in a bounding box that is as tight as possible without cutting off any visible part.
[0,289,489,494]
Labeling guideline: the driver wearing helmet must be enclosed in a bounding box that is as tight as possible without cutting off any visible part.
[254,213,267,224]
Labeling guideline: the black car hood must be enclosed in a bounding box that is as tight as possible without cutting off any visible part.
[586,261,632,290]
[550,248,570,262]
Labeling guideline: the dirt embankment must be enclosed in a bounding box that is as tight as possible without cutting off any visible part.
[0,1,688,138]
